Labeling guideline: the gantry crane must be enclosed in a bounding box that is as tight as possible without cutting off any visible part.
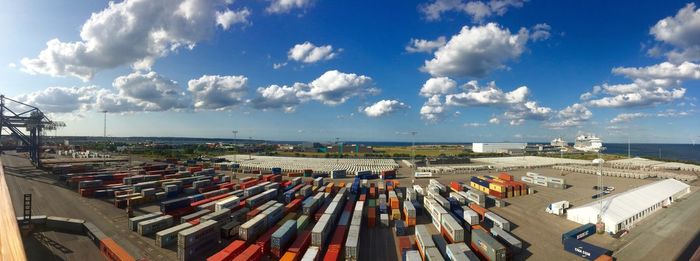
[0,95,65,167]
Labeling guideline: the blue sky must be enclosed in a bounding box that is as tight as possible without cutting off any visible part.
[1,0,699,143]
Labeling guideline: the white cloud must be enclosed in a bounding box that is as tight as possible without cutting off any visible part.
[420,77,457,97]
[249,83,304,112]
[112,71,190,111]
[266,0,313,14]
[420,95,447,121]
[610,112,649,124]
[216,8,251,30]
[585,80,686,108]
[20,0,246,81]
[187,75,248,110]
[545,103,592,129]
[15,86,98,113]
[273,62,288,69]
[288,42,338,63]
[445,81,528,106]
[406,36,446,53]
[363,100,410,117]
[612,61,700,80]
[502,101,552,125]
[488,117,500,124]
[420,0,525,22]
[297,70,378,105]
[650,3,700,62]
[656,108,693,117]
[530,23,551,42]
[422,23,529,78]
[464,122,486,127]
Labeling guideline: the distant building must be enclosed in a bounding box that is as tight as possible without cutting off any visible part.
[472,143,527,153]
[525,144,562,154]
[326,144,373,154]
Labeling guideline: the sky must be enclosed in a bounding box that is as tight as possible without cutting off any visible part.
[1,0,699,143]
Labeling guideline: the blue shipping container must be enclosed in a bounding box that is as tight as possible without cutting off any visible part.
[563,238,611,260]
[562,223,596,244]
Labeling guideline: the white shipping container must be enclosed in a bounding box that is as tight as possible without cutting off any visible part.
[345,225,360,260]
[312,214,332,247]
[446,243,480,261]
[302,246,320,261]
[405,250,422,261]
[413,185,425,196]
[462,207,479,225]
[441,214,465,243]
[415,172,433,178]
[415,225,436,254]
[215,196,240,212]
[485,212,511,231]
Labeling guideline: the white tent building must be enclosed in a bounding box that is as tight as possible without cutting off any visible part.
[566,179,691,234]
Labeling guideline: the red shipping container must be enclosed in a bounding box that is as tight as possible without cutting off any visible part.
[327,225,347,252]
[367,207,376,227]
[207,240,247,261]
[359,194,366,201]
[398,236,414,256]
[288,230,311,254]
[450,181,462,192]
[256,225,280,255]
[285,199,302,214]
[323,248,341,261]
[232,245,262,261]
[498,173,514,181]
[247,208,262,220]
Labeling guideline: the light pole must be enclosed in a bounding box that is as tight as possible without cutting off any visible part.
[335,137,340,164]
[232,130,238,162]
[249,136,253,160]
[410,131,417,171]
[102,110,107,165]
[593,155,605,234]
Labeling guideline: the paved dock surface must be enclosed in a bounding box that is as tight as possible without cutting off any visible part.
[2,152,175,261]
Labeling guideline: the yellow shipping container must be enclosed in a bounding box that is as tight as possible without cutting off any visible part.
[489,183,506,193]
[391,209,401,220]
[470,182,490,194]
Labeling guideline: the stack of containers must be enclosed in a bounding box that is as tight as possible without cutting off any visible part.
[415,225,437,260]
[466,190,486,206]
[345,200,363,260]
[156,222,193,248]
[138,215,174,236]
[311,214,332,251]
[484,212,511,231]
[178,220,220,261]
[403,201,416,226]
[470,227,507,261]
[440,214,465,243]
[445,243,480,261]
[389,191,400,220]
[491,226,522,254]
[286,230,311,260]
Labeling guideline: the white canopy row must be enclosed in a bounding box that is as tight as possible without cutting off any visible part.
[607,157,700,172]
[553,165,697,182]
[222,155,398,175]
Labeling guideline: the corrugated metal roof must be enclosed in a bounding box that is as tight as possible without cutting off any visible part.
[567,179,689,227]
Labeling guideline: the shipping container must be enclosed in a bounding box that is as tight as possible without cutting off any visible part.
[470,228,506,261]
[128,212,163,231]
[289,230,311,254]
[490,226,522,254]
[415,225,436,259]
[562,223,596,244]
[271,220,298,258]
[441,214,465,243]
[446,243,480,261]
[301,246,320,261]
[232,244,262,261]
[563,238,611,260]
[484,212,510,231]
[425,247,446,261]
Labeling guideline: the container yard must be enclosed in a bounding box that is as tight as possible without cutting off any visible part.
[2,150,700,261]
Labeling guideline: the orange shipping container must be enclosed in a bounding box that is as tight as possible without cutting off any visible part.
[367,207,376,227]
[99,238,135,261]
[468,202,488,219]
[390,198,400,209]
[232,245,262,261]
[280,252,297,261]
[594,255,613,261]
[498,173,514,181]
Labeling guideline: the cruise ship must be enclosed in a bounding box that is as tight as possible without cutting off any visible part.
[574,134,603,152]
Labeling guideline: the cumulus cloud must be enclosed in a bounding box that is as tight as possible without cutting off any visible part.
[112,71,190,111]
[187,75,248,110]
[650,3,700,62]
[216,8,251,30]
[610,112,649,123]
[545,103,592,129]
[287,42,338,63]
[502,101,552,125]
[445,81,528,106]
[420,95,447,121]
[488,117,500,124]
[20,0,248,81]
[406,36,446,53]
[15,86,98,113]
[584,79,686,108]
[363,100,410,117]
[420,0,525,22]
[612,61,700,80]
[249,83,304,112]
[420,77,457,97]
[266,0,313,14]
[530,23,551,42]
[422,23,529,78]
[297,70,378,105]
[249,70,380,111]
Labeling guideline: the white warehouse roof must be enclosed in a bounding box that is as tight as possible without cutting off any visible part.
[567,179,690,233]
